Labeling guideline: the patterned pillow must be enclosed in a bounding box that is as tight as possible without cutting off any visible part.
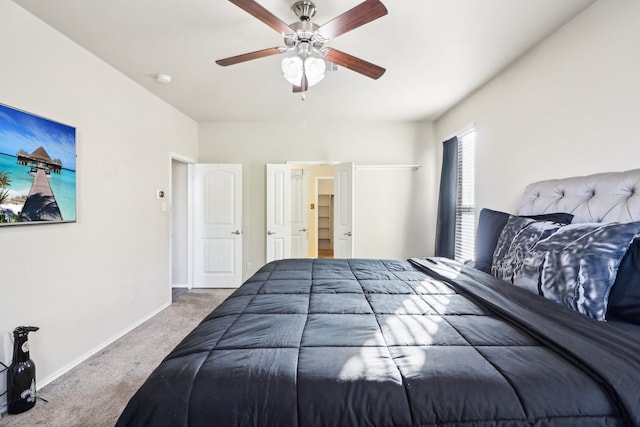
[532,222,640,321]
[491,216,563,287]
[473,209,573,273]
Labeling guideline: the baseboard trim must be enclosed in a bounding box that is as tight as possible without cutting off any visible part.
[36,301,172,391]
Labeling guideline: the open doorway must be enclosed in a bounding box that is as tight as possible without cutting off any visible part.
[316,177,334,258]
[267,161,353,262]
[170,154,195,297]
[290,164,336,258]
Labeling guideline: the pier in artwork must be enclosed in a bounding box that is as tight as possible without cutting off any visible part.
[17,146,63,222]
[20,168,62,221]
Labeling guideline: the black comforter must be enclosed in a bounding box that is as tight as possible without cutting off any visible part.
[117,258,640,426]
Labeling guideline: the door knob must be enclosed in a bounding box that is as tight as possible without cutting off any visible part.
[231,230,241,235]
[300,228,307,232]
[267,231,275,235]
[344,231,352,236]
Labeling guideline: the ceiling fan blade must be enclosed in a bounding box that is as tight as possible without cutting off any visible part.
[216,47,284,66]
[317,0,388,40]
[323,48,385,80]
[229,0,294,35]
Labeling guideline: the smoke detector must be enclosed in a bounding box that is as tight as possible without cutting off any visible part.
[155,74,172,84]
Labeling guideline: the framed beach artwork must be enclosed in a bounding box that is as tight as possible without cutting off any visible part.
[0,103,76,226]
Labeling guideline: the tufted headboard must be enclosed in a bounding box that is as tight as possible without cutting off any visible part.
[516,169,640,223]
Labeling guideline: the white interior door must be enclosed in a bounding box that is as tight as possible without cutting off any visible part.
[266,164,291,262]
[334,162,354,258]
[291,169,309,258]
[192,164,242,288]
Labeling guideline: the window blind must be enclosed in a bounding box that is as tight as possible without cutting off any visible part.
[455,130,475,262]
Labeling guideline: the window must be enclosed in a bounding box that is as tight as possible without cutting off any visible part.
[455,129,476,262]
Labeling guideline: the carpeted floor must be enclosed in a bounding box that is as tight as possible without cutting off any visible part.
[0,289,234,427]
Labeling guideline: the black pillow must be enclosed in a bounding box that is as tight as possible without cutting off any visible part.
[607,237,640,324]
[473,208,574,274]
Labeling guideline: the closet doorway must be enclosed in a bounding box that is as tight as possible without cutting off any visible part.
[267,162,353,262]
[315,177,334,258]
[290,162,352,259]
[289,164,335,259]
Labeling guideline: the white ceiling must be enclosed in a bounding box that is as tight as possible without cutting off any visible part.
[14,0,596,123]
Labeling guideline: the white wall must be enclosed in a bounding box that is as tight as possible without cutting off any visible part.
[355,168,420,259]
[0,0,198,402]
[198,121,437,279]
[436,0,640,214]
[317,178,334,195]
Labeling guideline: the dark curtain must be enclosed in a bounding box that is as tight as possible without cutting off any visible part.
[434,136,459,258]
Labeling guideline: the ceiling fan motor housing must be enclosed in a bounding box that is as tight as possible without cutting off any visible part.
[292,1,316,21]
[286,21,323,50]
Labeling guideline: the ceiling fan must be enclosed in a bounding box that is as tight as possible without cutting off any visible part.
[216,0,388,93]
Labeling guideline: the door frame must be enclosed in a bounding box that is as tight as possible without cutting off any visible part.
[169,152,195,292]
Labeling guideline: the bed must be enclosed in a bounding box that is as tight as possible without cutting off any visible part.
[117,169,640,427]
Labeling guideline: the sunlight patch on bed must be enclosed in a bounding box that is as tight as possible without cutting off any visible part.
[338,294,450,381]
[427,294,452,313]
[338,346,393,380]
[384,314,444,344]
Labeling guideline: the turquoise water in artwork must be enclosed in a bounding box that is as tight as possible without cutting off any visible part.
[0,152,76,221]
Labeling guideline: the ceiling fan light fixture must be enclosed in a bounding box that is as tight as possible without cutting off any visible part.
[281,56,303,84]
[305,57,326,85]
[281,55,326,87]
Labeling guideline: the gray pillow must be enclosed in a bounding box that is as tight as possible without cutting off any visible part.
[607,237,640,323]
